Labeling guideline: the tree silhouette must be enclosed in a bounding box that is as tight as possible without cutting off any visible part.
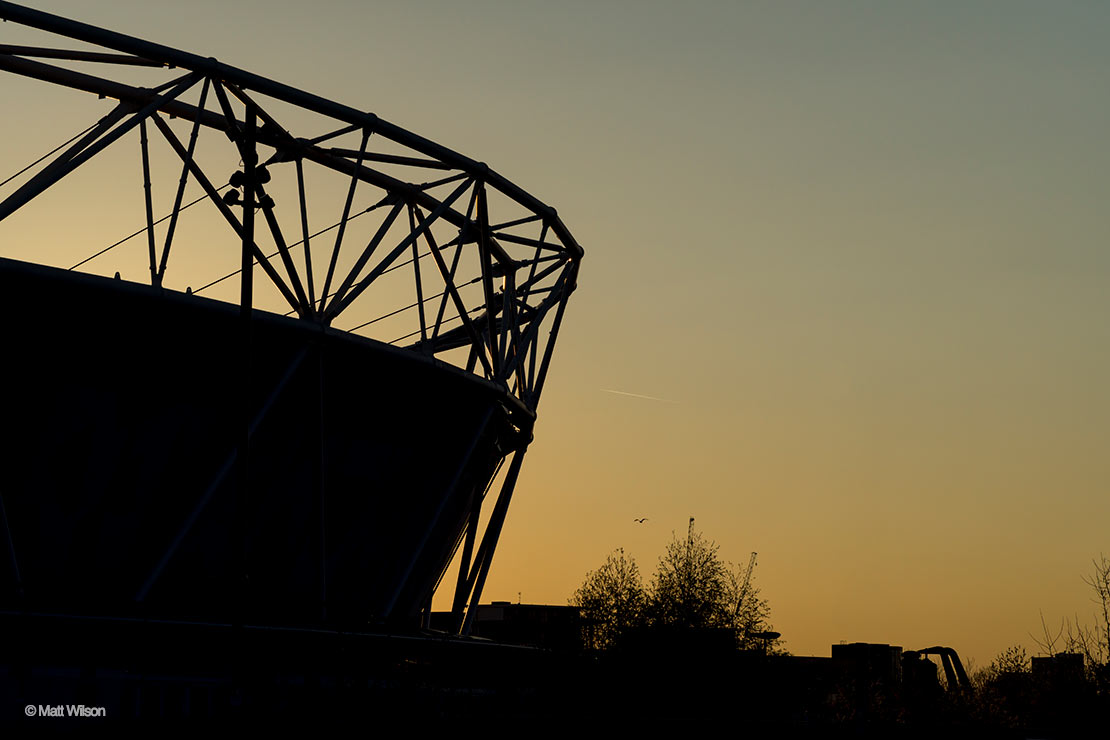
[569,547,646,650]
[1063,554,1110,687]
[570,520,779,653]
[649,519,736,631]
[648,518,776,650]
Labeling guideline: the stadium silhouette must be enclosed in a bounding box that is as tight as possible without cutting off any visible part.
[0,2,582,722]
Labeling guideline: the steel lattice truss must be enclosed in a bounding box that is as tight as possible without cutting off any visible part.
[0,2,581,420]
[0,2,582,634]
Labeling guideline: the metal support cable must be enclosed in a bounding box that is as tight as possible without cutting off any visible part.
[346,275,482,333]
[388,303,483,345]
[283,243,461,319]
[193,197,390,295]
[0,120,99,190]
[69,185,229,270]
[276,236,465,318]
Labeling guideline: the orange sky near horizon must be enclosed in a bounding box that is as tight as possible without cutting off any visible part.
[2,0,1108,669]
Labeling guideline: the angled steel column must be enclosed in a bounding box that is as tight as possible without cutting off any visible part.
[133,346,309,604]
[451,487,484,621]
[380,406,495,620]
[460,446,527,636]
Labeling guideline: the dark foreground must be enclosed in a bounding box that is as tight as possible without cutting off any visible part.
[2,613,1105,736]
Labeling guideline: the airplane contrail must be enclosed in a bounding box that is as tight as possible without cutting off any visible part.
[599,388,676,403]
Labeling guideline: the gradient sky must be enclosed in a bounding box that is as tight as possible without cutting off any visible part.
[2,0,1108,668]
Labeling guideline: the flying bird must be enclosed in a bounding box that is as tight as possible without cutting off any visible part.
[634,517,648,524]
